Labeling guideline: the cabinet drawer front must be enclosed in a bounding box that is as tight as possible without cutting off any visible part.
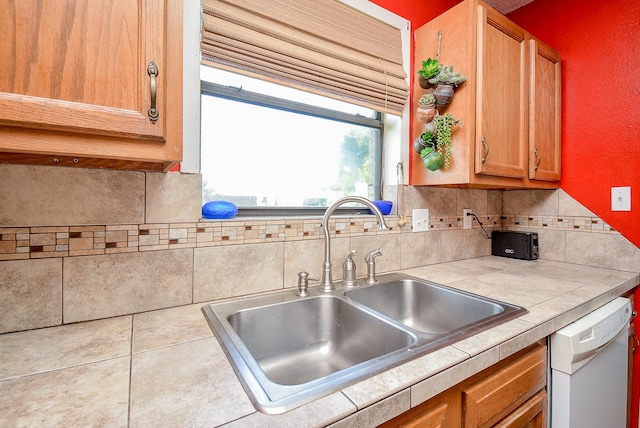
[463,345,546,428]
[494,389,547,428]
[400,402,448,428]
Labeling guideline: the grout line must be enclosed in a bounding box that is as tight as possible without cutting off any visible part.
[127,317,135,428]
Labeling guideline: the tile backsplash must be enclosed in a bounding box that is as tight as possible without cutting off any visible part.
[0,165,638,334]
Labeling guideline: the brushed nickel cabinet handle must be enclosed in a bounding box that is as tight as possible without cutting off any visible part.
[147,61,159,124]
[534,148,541,171]
[481,137,489,163]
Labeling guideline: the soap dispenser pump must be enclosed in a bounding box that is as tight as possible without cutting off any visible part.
[342,250,357,287]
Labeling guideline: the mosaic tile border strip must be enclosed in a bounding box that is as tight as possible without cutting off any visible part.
[0,214,616,261]
[0,217,400,261]
[501,214,617,233]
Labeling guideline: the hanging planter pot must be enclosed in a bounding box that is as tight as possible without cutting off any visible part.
[422,149,443,171]
[416,104,436,124]
[428,64,467,105]
[413,136,428,154]
[413,131,435,154]
[433,84,455,106]
[418,75,433,89]
[414,129,436,154]
[417,58,439,89]
[416,93,437,124]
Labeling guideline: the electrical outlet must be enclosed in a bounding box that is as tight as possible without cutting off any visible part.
[463,209,472,229]
[611,186,631,211]
[412,209,430,232]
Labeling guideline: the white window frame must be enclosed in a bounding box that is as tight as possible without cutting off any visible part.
[182,1,411,192]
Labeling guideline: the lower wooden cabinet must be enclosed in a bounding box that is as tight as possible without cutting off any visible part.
[493,390,547,428]
[380,342,547,428]
[380,387,462,428]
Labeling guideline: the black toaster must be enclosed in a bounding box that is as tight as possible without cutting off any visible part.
[491,231,539,260]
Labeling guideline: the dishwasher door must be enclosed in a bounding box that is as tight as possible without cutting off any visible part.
[550,297,632,428]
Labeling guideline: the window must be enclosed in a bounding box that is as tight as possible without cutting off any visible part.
[194,0,411,214]
[200,67,385,212]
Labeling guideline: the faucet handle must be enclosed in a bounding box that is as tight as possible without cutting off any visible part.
[365,248,382,262]
[365,248,382,285]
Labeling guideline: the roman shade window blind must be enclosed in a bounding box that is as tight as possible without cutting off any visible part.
[201,0,409,116]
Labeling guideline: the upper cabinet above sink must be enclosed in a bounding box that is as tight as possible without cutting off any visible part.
[0,0,183,171]
[410,0,561,189]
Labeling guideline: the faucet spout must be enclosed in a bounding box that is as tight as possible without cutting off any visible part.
[320,196,388,292]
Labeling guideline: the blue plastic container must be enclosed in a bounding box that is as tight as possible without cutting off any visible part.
[202,200,238,219]
[370,200,393,215]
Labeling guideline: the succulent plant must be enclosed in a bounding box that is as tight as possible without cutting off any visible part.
[420,128,442,171]
[421,130,436,146]
[434,113,462,169]
[417,58,439,80]
[428,64,467,87]
[418,93,436,106]
[413,129,436,154]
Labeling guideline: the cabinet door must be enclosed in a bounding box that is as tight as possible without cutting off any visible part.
[529,38,561,181]
[379,387,461,428]
[0,0,165,140]
[462,344,546,428]
[383,402,448,428]
[494,390,547,428]
[475,5,528,178]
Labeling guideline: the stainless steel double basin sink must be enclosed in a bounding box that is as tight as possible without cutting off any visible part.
[201,273,526,414]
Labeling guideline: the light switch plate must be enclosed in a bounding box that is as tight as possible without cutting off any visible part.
[611,186,631,211]
[412,209,430,232]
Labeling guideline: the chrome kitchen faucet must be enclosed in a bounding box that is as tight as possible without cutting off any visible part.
[319,196,388,293]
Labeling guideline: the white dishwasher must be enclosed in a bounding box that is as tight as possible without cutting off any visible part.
[550,296,632,428]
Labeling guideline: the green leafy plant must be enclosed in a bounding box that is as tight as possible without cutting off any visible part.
[428,64,467,87]
[434,113,462,169]
[417,58,439,80]
[418,93,436,106]
[420,130,435,148]
[420,143,434,157]
[413,128,436,154]
[420,130,442,171]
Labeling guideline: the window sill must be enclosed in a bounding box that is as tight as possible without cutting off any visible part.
[199,212,397,222]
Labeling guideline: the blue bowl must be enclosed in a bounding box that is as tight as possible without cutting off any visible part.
[370,200,393,215]
[202,200,238,219]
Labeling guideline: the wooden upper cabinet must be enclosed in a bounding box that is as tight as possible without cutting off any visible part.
[0,0,183,171]
[474,6,527,179]
[528,38,561,181]
[410,0,560,189]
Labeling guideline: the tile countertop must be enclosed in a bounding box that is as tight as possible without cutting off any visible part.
[1,256,638,427]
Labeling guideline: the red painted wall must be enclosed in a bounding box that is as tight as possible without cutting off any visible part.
[509,2,640,424]
[370,0,458,26]
[370,0,460,92]
[508,0,640,248]
[374,0,640,248]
